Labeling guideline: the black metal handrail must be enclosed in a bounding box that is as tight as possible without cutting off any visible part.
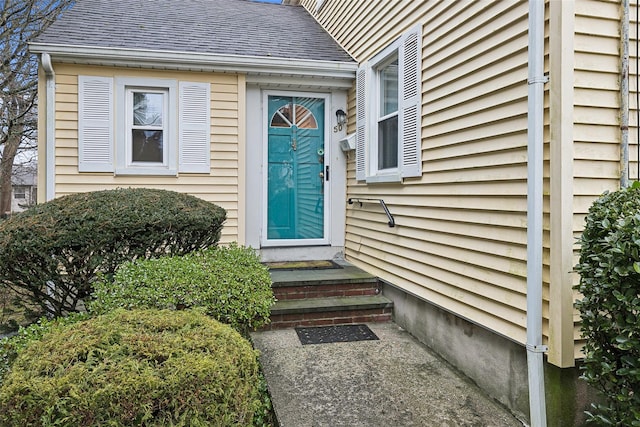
[348,198,395,227]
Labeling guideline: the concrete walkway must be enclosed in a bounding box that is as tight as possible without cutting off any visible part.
[251,322,524,427]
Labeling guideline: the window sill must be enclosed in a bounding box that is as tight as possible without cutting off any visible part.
[365,174,401,184]
[115,167,177,176]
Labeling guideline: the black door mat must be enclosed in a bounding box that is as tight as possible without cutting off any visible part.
[295,324,379,345]
[265,260,343,271]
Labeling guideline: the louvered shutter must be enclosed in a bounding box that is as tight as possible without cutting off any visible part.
[399,24,422,178]
[355,65,368,181]
[179,82,211,174]
[78,76,114,172]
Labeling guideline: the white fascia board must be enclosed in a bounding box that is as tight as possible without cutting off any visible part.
[245,74,354,89]
[29,43,358,80]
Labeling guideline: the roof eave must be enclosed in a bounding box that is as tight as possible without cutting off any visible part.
[29,43,357,82]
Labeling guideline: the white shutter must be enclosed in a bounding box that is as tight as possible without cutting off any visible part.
[179,82,211,174]
[355,65,368,181]
[78,76,114,172]
[399,24,422,178]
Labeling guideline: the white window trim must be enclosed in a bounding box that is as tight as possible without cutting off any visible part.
[369,48,400,182]
[356,24,422,183]
[116,78,177,176]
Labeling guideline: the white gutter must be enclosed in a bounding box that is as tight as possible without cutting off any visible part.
[28,43,358,81]
[621,0,630,188]
[526,0,548,426]
[41,53,56,201]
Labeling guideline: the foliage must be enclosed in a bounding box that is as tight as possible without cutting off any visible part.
[0,312,88,385]
[254,371,277,427]
[0,188,226,317]
[0,309,261,426]
[0,283,41,334]
[575,181,640,426]
[90,244,274,334]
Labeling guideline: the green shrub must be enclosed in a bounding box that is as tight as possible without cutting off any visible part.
[0,309,261,426]
[0,313,89,385]
[0,188,226,317]
[90,244,274,334]
[575,182,640,426]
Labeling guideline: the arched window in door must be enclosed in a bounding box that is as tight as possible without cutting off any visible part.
[270,103,318,129]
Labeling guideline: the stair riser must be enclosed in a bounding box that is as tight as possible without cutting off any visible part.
[264,307,392,330]
[273,283,379,300]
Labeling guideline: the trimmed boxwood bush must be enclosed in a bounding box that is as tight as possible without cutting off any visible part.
[575,182,640,426]
[90,244,274,334]
[0,188,226,317]
[0,309,261,426]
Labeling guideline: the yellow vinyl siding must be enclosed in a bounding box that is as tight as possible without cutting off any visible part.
[571,0,638,358]
[304,0,430,63]
[307,0,639,366]
[309,0,536,347]
[50,64,242,243]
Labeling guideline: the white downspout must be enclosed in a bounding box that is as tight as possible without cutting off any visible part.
[41,53,56,201]
[527,1,548,426]
[621,0,630,188]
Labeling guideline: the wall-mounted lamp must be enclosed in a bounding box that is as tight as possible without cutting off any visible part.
[334,109,346,132]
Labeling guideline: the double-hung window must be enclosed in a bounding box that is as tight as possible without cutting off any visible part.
[115,79,178,175]
[377,54,399,171]
[129,89,168,165]
[356,24,422,182]
[78,76,211,175]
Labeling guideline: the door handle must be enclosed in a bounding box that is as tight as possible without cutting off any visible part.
[325,165,329,181]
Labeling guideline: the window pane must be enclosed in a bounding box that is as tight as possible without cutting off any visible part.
[271,109,291,128]
[14,188,26,199]
[294,104,318,129]
[379,57,398,116]
[133,92,163,126]
[132,130,163,162]
[274,103,294,127]
[378,115,398,170]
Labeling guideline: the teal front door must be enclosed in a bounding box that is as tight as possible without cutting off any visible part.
[266,95,326,242]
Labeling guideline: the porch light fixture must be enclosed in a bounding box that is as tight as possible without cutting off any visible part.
[334,109,346,132]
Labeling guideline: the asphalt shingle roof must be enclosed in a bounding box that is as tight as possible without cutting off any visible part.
[35,0,354,63]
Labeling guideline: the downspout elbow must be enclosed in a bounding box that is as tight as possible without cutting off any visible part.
[42,52,55,77]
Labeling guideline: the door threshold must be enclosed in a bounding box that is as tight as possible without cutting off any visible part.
[259,246,344,263]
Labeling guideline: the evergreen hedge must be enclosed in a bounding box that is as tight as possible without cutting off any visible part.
[0,188,226,317]
[575,182,640,425]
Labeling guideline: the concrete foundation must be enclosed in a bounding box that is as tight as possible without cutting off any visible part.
[382,281,596,426]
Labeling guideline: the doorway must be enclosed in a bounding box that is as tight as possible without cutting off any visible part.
[265,95,328,245]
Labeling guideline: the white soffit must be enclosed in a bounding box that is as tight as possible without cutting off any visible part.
[29,43,357,86]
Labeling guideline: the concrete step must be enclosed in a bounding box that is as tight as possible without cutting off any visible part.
[265,295,393,330]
